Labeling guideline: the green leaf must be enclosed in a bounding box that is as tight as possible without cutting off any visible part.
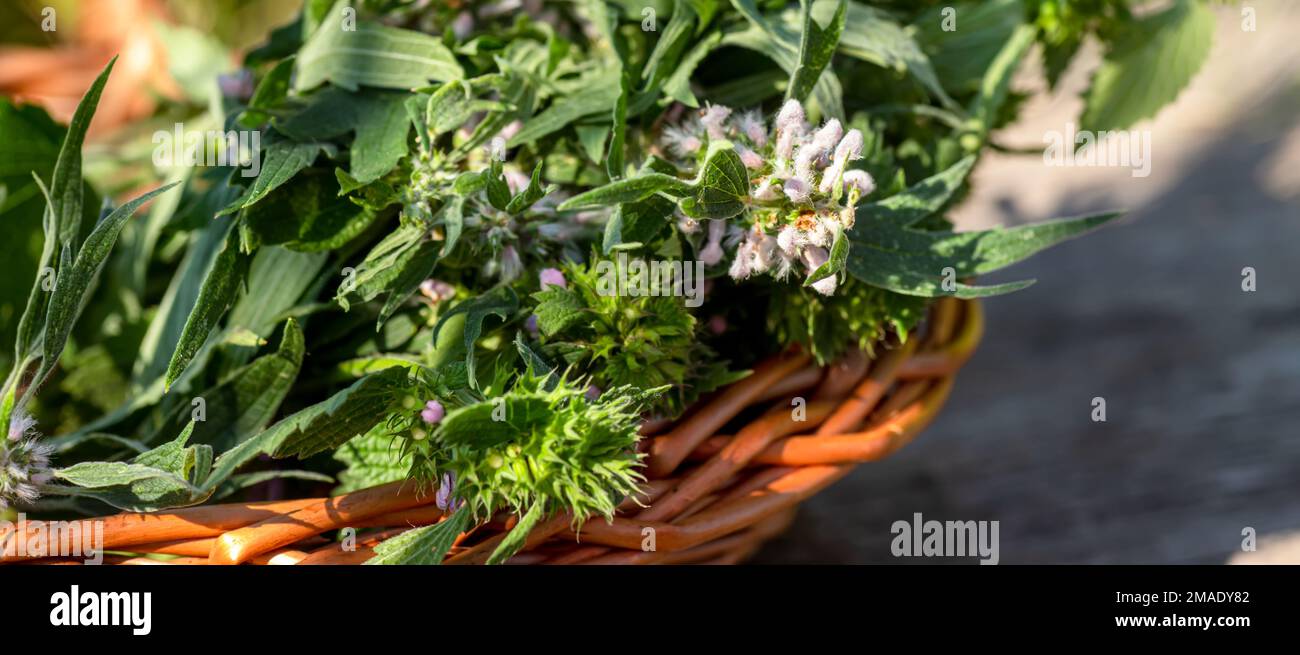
[532,286,587,336]
[911,0,1022,97]
[506,66,622,147]
[333,425,412,494]
[557,172,692,211]
[351,93,412,184]
[725,1,844,119]
[165,224,251,390]
[50,56,115,251]
[602,195,675,253]
[1080,0,1214,133]
[785,0,847,106]
[268,366,408,459]
[294,0,462,92]
[847,211,1121,298]
[338,223,424,310]
[859,155,975,227]
[52,422,213,511]
[240,169,377,252]
[431,286,519,389]
[36,183,180,393]
[375,240,439,326]
[804,223,847,285]
[968,24,1037,136]
[504,162,556,214]
[481,160,512,211]
[487,501,544,565]
[679,141,749,219]
[366,505,470,565]
[437,195,465,257]
[217,141,326,217]
[240,56,296,127]
[662,30,723,107]
[163,319,305,452]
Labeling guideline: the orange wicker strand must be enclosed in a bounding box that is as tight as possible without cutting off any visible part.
[207,480,429,565]
[647,351,812,477]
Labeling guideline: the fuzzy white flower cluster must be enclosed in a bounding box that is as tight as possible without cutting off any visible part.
[2,411,53,509]
[661,99,876,296]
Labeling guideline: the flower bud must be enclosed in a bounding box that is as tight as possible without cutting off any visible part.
[776,99,805,134]
[420,400,446,425]
[842,169,875,197]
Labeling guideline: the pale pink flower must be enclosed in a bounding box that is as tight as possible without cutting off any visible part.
[733,110,768,147]
[736,145,764,170]
[699,219,726,266]
[539,267,567,289]
[699,104,733,140]
[783,177,811,204]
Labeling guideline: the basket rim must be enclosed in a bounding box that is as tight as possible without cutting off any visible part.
[2,299,983,566]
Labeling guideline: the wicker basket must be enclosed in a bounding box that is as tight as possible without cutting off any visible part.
[11,298,982,565]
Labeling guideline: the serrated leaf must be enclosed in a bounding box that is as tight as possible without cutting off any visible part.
[268,366,408,459]
[366,505,470,565]
[351,93,412,184]
[52,422,213,511]
[240,169,377,252]
[295,0,462,92]
[333,425,412,494]
[1081,0,1213,133]
[531,286,587,336]
[162,319,305,451]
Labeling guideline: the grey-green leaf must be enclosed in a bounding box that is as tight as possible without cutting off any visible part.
[785,0,847,106]
[50,56,116,251]
[37,183,179,392]
[558,173,692,211]
[295,0,462,92]
[847,212,1121,298]
[165,224,250,389]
